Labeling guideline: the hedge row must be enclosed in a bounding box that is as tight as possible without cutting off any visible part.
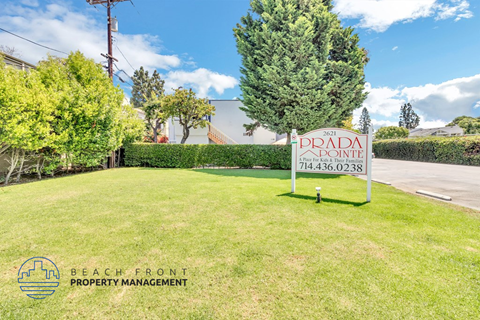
[124,143,292,169]
[373,136,480,166]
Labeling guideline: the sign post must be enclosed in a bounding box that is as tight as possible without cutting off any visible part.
[290,128,372,202]
[291,129,297,193]
[366,126,373,202]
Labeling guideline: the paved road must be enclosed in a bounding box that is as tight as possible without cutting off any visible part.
[359,159,480,211]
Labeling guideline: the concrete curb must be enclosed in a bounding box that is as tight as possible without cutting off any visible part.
[416,190,452,201]
[373,179,391,185]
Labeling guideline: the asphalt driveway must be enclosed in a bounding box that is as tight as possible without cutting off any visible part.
[359,159,480,211]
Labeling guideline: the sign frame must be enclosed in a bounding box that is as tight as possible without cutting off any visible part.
[291,127,373,202]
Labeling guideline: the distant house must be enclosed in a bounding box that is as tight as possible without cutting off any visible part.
[409,125,464,138]
[165,100,283,145]
[0,52,36,71]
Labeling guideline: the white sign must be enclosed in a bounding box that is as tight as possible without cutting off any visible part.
[291,128,373,202]
[296,129,368,175]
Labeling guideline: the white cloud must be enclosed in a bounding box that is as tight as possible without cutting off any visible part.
[436,0,471,21]
[392,46,398,51]
[20,0,38,7]
[164,68,238,98]
[0,3,180,72]
[352,110,397,130]
[360,74,480,129]
[455,12,474,21]
[113,34,181,71]
[401,74,480,119]
[0,1,239,97]
[333,0,473,32]
[419,119,448,128]
[371,119,398,128]
[354,113,447,130]
[362,83,406,117]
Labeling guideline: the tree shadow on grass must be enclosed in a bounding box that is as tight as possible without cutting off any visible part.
[277,193,368,207]
[194,169,342,180]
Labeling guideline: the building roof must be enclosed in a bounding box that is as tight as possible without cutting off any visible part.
[1,52,36,71]
[409,125,464,137]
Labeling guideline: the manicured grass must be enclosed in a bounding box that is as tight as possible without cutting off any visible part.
[1,168,479,319]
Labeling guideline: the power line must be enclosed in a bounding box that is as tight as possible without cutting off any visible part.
[129,0,143,18]
[114,63,133,80]
[128,0,154,31]
[112,64,133,86]
[114,43,135,72]
[113,72,133,86]
[0,27,68,55]
[113,63,134,82]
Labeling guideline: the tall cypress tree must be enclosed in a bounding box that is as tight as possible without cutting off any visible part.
[234,0,368,140]
[130,66,165,109]
[399,103,420,130]
[358,107,371,134]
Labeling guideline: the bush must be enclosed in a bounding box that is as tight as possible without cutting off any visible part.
[0,52,143,185]
[373,136,480,166]
[124,144,292,169]
[375,126,409,140]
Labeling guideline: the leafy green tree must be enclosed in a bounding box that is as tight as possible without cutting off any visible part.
[130,66,165,109]
[143,94,168,144]
[119,104,145,144]
[36,51,141,169]
[447,116,480,134]
[375,126,409,140]
[399,103,420,129]
[340,115,360,133]
[1,52,142,184]
[0,58,56,184]
[0,60,9,159]
[234,0,368,141]
[162,88,215,144]
[244,121,261,136]
[358,107,371,134]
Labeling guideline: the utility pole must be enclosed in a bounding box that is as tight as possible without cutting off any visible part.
[107,0,113,79]
[86,0,127,168]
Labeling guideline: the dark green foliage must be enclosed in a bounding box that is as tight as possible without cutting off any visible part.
[358,107,371,134]
[233,0,368,136]
[373,137,480,166]
[130,66,165,109]
[124,143,292,169]
[447,115,480,134]
[399,103,420,129]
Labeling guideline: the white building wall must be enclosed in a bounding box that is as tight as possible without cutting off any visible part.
[164,100,278,145]
[210,100,277,145]
[253,127,276,144]
[210,100,253,144]
[165,119,209,144]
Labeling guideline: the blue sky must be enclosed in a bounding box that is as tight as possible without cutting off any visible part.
[1,0,479,128]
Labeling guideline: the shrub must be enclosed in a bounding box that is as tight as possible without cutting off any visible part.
[124,144,292,169]
[375,126,409,140]
[373,136,480,166]
[0,52,144,185]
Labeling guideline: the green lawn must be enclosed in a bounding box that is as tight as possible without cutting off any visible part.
[1,168,479,319]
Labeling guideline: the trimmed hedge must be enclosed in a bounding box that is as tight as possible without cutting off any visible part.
[124,143,291,169]
[373,136,480,166]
